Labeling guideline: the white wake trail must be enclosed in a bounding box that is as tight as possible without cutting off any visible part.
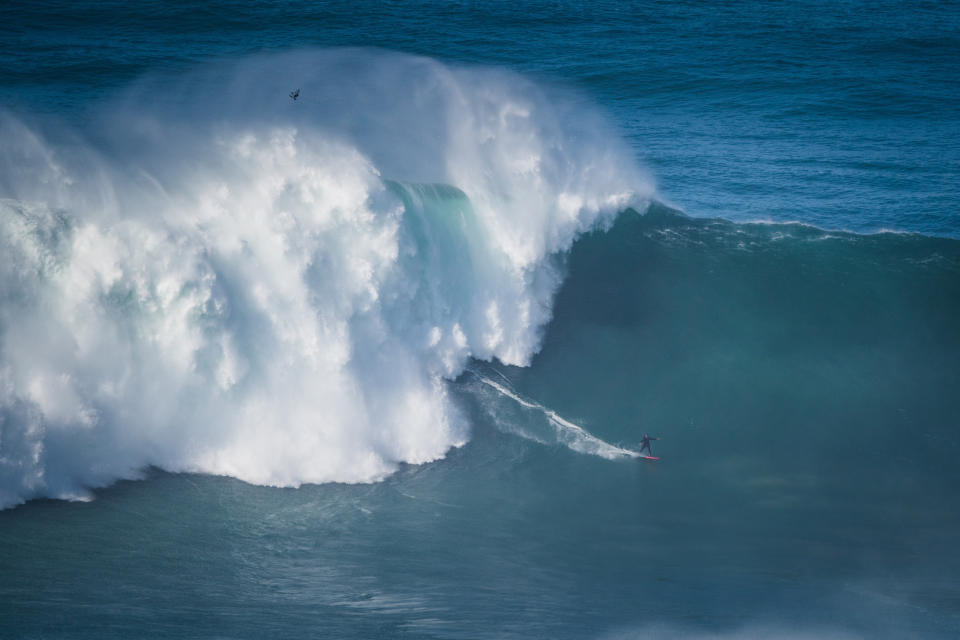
[473,375,639,460]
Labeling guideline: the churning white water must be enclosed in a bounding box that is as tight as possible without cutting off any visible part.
[0,49,652,508]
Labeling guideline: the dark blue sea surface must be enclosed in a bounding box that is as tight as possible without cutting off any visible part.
[1,2,959,639]
[4,0,959,236]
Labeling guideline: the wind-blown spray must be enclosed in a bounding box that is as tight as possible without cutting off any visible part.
[0,49,652,508]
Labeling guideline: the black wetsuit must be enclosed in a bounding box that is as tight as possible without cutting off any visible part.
[638,435,658,455]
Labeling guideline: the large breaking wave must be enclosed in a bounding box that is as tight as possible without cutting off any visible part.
[0,49,652,508]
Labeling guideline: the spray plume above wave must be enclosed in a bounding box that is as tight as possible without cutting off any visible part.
[0,48,652,508]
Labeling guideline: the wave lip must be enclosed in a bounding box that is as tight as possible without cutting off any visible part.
[0,48,652,508]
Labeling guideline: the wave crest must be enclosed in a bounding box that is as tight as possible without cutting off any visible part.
[0,48,651,508]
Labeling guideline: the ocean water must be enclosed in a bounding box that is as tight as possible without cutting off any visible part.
[1,2,959,638]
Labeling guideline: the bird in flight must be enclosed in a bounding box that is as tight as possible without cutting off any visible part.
[289,88,300,101]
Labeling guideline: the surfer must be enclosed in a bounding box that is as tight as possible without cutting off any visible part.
[289,88,300,100]
[638,434,658,456]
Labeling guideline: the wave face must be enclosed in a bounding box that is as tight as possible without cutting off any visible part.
[0,49,651,508]
[1,203,958,638]
[490,203,960,526]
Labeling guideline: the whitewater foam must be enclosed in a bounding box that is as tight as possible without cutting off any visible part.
[0,49,651,508]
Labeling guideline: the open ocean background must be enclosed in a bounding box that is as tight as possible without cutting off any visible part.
[1,2,959,638]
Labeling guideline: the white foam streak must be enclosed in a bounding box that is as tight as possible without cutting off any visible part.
[0,49,651,508]
[474,376,638,460]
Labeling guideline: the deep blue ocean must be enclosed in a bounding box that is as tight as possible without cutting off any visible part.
[2,2,959,638]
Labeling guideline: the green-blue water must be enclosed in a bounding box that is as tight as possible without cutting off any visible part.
[2,2,959,638]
